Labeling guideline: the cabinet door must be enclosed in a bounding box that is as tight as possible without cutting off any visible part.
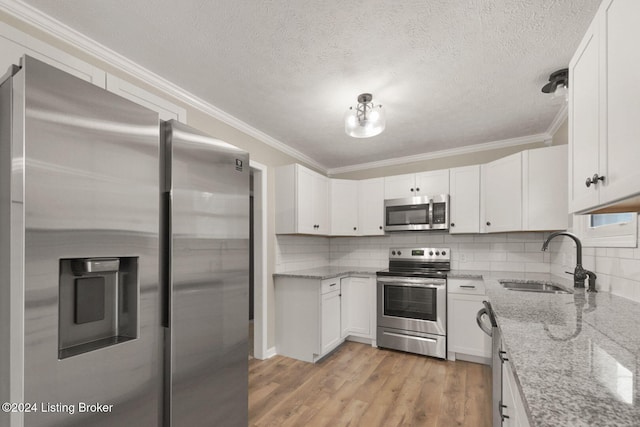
[330,179,358,235]
[502,358,531,427]
[314,174,329,234]
[415,169,450,196]
[447,294,491,358]
[384,173,416,199]
[358,178,385,235]
[344,277,373,338]
[569,18,601,212]
[296,166,317,234]
[482,153,522,232]
[600,0,640,205]
[523,146,568,231]
[449,165,480,233]
[321,290,342,355]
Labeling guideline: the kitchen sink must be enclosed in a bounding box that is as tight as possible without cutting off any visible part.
[499,280,572,294]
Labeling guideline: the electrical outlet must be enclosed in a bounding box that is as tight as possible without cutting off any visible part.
[460,253,467,263]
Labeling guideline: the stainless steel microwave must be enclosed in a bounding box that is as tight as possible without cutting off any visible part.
[384,195,449,232]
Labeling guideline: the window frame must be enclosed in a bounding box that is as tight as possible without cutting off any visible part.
[574,213,638,248]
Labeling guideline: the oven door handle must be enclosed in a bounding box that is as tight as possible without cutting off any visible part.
[377,277,446,287]
[476,308,493,337]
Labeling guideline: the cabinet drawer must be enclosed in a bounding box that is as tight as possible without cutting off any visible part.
[321,279,341,294]
[448,279,485,295]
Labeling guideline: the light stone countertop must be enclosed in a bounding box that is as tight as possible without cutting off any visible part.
[476,270,640,427]
[272,266,379,280]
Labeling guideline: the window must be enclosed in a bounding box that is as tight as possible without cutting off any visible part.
[576,213,638,247]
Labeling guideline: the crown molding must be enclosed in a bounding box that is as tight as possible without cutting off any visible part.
[546,103,568,137]
[0,0,326,171]
[327,132,551,176]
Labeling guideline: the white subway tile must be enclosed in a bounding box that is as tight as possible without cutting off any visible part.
[507,252,544,263]
[444,234,476,243]
[474,252,507,262]
[474,234,508,243]
[525,263,551,273]
[490,261,525,272]
[491,242,525,252]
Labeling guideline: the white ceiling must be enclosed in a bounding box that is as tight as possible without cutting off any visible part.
[20,0,600,170]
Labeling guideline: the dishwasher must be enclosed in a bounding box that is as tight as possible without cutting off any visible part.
[477,301,503,427]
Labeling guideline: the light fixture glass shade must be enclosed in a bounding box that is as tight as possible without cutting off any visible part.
[552,83,568,102]
[344,94,385,138]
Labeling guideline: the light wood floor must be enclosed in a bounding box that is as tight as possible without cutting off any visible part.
[249,341,491,427]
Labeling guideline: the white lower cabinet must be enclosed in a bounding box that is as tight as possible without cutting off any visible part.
[447,278,491,362]
[501,345,530,427]
[341,276,376,342]
[321,289,342,355]
[275,274,376,363]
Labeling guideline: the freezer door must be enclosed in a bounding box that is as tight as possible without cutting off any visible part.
[164,120,249,426]
[16,56,161,426]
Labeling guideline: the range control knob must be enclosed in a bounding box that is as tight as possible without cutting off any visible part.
[429,251,434,256]
[442,250,447,256]
[435,251,440,256]
[397,251,402,256]
[391,250,396,255]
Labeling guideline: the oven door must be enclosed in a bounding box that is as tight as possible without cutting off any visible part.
[377,276,446,336]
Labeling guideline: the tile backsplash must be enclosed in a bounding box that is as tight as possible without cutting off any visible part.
[277,231,552,273]
[276,225,640,303]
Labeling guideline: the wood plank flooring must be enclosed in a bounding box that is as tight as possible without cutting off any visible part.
[249,341,491,427]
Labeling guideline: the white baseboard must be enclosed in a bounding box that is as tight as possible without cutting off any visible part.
[263,347,277,359]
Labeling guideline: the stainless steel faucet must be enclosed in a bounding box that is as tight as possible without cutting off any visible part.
[541,231,597,292]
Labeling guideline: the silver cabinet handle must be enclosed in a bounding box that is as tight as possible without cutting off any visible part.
[460,285,476,289]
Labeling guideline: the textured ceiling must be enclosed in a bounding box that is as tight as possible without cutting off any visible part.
[21,0,601,169]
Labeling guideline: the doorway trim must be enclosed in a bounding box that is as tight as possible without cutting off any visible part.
[249,160,268,359]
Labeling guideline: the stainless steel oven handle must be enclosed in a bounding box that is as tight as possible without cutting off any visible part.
[377,277,446,287]
[476,308,493,337]
[383,331,437,343]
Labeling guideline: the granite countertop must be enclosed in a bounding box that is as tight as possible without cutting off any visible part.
[476,271,640,427]
[273,266,380,280]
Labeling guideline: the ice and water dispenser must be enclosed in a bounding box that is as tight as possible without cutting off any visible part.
[58,257,138,359]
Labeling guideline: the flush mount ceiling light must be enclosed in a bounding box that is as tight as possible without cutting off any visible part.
[344,93,385,138]
[541,68,569,102]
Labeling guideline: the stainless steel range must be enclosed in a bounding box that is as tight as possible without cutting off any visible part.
[376,247,450,359]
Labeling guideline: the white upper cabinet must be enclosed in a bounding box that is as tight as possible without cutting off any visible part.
[106,74,187,122]
[449,165,480,233]
[482,152,523,233]
[358,178,385,235]
[383,173,417,199]
[523,145,568,231]
[275,164,329,235]
[415,170,450,195]
[0,22,105,87]
[569,0,640,213]
[482,146,568,233]
[330,177,384,236]
[384,170,450,199]
[330,179,359,235]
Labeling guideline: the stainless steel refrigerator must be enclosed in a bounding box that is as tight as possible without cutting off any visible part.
[0,56,249,426]
[161,120,249,426]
